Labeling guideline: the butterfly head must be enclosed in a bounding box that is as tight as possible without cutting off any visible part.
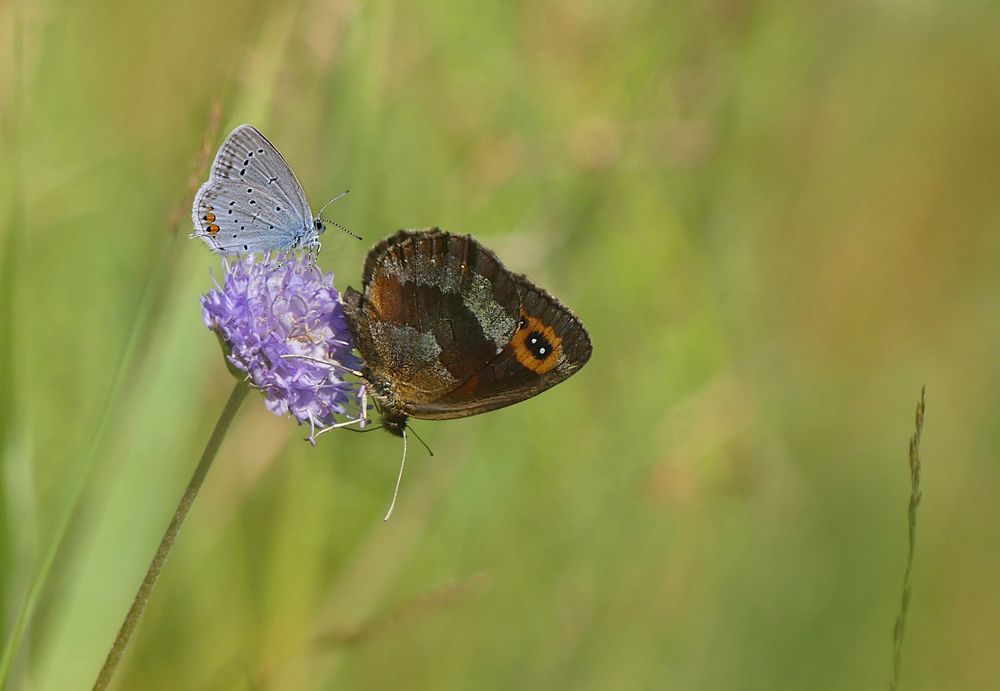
[363,374,409,437]
[380,410,409,437]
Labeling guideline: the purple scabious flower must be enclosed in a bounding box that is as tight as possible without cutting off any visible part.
[201,254,364,434]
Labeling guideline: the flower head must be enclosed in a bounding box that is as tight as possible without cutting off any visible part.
[201,254,364,434]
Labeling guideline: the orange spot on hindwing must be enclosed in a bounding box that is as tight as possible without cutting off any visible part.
[206,223,220,235]
[510,311,562,374]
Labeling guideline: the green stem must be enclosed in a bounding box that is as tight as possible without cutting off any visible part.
[92,381,249,691]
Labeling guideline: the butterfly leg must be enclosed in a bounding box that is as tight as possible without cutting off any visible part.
[306,240,321,265]
[270,251,289,271]
[306,413,370,445]
[278,353,364,378]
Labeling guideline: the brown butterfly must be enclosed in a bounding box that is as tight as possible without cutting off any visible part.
[338,228,591,519]
[342,229,592,435]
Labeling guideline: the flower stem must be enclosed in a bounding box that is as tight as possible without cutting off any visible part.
[92,381,249,691]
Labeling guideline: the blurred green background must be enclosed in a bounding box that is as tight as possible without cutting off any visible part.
[2,1,999,689]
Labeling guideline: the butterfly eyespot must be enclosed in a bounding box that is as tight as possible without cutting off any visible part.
[240,169,246,176]
[526,332,552,360]
[276,206,282,211]
[258,148,264,153]
[246,188,252,193]
[203,213,216,222]
[510,314,564,373]
[206,224,220,234]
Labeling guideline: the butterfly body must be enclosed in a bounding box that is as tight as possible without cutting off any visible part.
[191,124,327,255]
[343,229,592,435]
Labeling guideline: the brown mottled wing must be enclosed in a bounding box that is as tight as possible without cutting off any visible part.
[344,229,522,408]
[411,272,592,419]
[344,228,592,420]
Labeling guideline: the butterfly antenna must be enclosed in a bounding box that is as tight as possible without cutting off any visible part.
[325,218,362,241]
[406,424,435,457]
[317,189,349,216]
[317,190,362,241]
[383,429,408,522]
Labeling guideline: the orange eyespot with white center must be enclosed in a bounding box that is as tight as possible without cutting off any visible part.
[510,311,562,373]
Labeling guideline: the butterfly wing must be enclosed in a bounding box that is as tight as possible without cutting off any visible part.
[345,229,521,406]
[415,272,592,418]
[344,229,591,420]
[191,124,315,253]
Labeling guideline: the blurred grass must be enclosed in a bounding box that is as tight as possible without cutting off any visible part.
[1,0,999,689]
